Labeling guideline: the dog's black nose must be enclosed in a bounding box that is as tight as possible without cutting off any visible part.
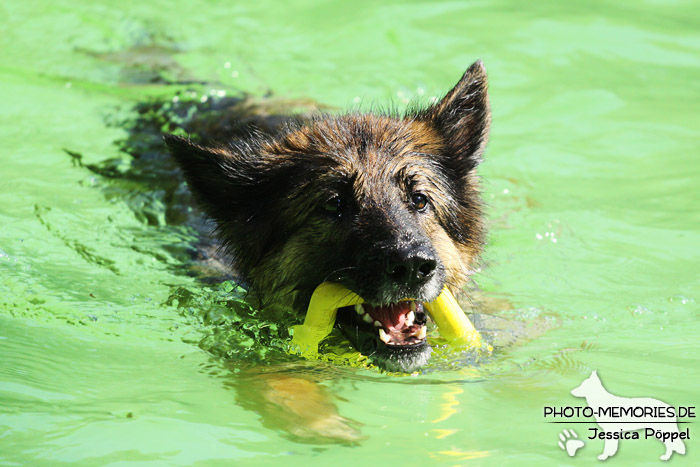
[385,251,437,288]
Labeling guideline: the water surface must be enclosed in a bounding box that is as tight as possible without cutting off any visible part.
[1,1,699,465]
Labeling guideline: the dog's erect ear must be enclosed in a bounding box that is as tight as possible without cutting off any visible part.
[163,134,255,220]
[428,60,491,172]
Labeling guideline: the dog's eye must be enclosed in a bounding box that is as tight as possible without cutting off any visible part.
[322,196,343,214]
[411,193,429,211]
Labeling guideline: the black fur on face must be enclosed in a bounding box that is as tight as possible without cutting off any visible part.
[164,61,490,372]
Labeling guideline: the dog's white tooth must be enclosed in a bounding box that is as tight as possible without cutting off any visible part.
[405,311,415,326]
[417,325,427,340]
[410,301,417,312]
[374,320,381,327]
[363,313,373,323]
[379,328,391,344]
[355,304,364,314]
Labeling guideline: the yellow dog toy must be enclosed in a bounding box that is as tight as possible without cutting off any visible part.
[290,282,481,356]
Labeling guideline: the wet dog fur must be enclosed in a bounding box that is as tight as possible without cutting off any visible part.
[165,61,490,372]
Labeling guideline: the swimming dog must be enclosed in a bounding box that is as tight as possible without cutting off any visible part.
[165,61,490,372]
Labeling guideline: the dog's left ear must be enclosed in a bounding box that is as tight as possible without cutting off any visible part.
[427,60,491,173]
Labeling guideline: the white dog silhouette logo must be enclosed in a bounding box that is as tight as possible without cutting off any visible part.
[571,371,687,461]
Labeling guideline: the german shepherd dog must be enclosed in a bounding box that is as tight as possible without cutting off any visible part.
[164,61,490,373]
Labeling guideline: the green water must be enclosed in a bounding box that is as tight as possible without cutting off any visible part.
[2,1,699,465]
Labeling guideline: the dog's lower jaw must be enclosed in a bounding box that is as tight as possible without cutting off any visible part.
[335,301,433,373]
[340,325,432,373]
[373,342,432,373]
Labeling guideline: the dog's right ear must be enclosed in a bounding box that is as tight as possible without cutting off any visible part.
[426,60,491,175]
[163,134,255,220]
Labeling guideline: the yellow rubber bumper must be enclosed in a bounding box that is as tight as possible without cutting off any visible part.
[290,282,481,356]
[423,287,481,347]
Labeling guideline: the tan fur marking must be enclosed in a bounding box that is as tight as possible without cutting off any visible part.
[425,223,474,293]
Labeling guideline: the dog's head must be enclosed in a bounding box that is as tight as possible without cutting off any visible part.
[165,61,490,372]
